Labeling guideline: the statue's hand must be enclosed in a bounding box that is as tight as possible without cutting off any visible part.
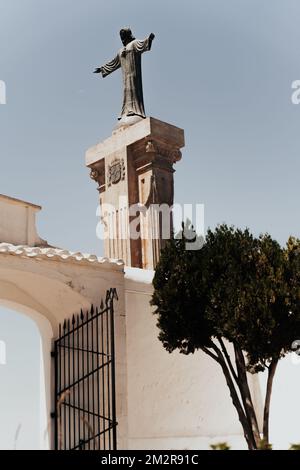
[149,33,155,41]
[94,67,102,74]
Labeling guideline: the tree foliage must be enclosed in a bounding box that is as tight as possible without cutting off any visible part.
[210,442,231,450]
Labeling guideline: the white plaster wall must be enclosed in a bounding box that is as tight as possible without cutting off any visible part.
[124,268,261,450]
[0,196,43,246]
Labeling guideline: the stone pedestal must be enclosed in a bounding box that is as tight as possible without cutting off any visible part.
[86,117,184,269]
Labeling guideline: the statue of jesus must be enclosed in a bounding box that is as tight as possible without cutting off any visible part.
[94,28,155,122]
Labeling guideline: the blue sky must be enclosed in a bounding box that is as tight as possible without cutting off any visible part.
[0,0,300,449]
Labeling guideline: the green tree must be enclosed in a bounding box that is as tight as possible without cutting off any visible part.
[152,225,300,450]
[289,443,300,450]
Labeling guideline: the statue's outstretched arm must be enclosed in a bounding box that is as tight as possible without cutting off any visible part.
[94,54,121,77]
[134,33,155,53]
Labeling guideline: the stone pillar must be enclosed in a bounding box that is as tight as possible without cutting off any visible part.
[86,117,184,269]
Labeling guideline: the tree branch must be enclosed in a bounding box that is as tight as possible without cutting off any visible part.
[206,339,257,449]
[233,343,261,447]
[263,358,278,444]
[217,336,238,382]
[218,352,257,449]
[202,346,220,363]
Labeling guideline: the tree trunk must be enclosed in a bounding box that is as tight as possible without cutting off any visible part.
[263,359,278,444]
[204,345,257,450]
[219,357,257,449]
[234,343,261,448]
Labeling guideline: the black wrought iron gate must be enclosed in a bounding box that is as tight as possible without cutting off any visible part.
[52,288,118,450]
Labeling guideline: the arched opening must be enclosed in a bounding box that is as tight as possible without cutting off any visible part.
[0,303,53,450]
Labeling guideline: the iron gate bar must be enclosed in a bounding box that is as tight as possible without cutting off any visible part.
[58,344,108,356]
[96,305,100,448]
[60,401,112,422]
[109,290,117,450]
[58,309,108,340]
[76,313,80,448]
[101,308,105,449]
[72,426,114,451]
[106,300,111,450]
[52,288,118,450]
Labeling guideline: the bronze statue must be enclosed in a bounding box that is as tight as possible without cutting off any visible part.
[94,28,155,121]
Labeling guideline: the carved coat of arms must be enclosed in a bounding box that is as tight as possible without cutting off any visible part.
[107,158,125,186]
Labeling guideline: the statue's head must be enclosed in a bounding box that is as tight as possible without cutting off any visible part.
[120,28,135,46]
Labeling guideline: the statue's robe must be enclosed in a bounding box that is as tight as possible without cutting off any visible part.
[100,37,152,120]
